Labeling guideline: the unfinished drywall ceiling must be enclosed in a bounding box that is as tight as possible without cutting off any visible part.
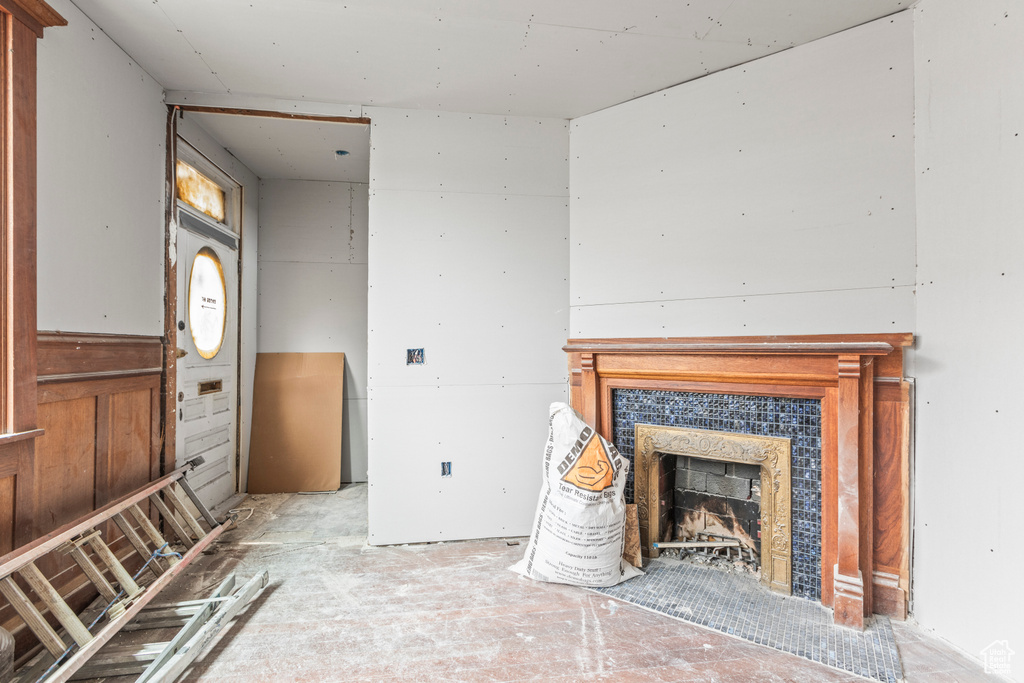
[185,112,370,183]
[72,0,911,119]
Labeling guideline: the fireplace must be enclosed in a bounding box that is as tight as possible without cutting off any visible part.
[564,334,913,629]
[635,424,793,594]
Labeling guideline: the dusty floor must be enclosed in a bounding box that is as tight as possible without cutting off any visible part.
[148,485,999,682]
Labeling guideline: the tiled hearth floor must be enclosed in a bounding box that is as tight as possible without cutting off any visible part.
[96,485,1001,682]
[593,559,902,682]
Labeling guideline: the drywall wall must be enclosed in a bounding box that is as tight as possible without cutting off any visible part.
[256,179,369,482]
[177,116,260,497]
[366,107,569,544]
[36,0,167,336]
[913,1,1023,677]
[568,13,915,338]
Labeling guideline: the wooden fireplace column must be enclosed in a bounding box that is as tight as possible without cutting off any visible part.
[564,334,913,629]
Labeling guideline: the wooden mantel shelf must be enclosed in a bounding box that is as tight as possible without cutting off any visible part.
[564,333,914,629]
[563,341,896,356]
[566,333,913,355]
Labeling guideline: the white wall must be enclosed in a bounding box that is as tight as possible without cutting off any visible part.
[366,107,569,544]
[257,179,369,483]
[569,14,916,338]
[176,116,260,494]
[913,1,1024,677]
[37,0,167,336]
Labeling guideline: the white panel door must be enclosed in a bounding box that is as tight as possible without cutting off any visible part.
[175,224,238,510]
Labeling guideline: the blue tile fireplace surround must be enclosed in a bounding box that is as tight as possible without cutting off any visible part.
[564,335,914,629]
[613,388,823,600]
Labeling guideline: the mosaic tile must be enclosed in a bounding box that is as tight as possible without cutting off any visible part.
[593,561,902,683]
[612,389,822,600]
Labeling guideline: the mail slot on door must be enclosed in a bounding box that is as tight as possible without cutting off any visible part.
[198,379,223,396]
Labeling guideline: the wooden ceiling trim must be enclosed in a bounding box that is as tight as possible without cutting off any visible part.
[176,105,370,126]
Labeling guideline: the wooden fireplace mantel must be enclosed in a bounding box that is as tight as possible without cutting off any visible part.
[564,333,913,629]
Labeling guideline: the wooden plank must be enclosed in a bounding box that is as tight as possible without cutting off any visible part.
[0,475,15,556]
[128,505,175,564]
[566,333,914,349]
[85,535,141,599]
[94,394,111,507]
[176,104,369,125]
[9,17,39,434]
[820,386,838,608]
[0,577,66,659]
[36,332,163,380]
[60,540,118,603]
[563,341,896,356]
[148,493,194,548]
[0,429,43,447]
[37,374,160,404]
[162,107,178,541]
[161,487,206,540]
[623,504,641,568]
[18,563,93,648]
[112,513,166,576]
[107,390,157,503]
[34,397,97,537]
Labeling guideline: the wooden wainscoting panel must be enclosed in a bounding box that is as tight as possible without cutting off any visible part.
[104,388,159,505]
[871,382,910,619]
[3,333,167,658]
[0,475,14,555]
[872,398,906,570]
[34,397,97,537]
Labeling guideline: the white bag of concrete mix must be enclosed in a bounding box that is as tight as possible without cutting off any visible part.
[511,402,642,587]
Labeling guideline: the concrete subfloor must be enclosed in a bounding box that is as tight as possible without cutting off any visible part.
[147,484,999,682]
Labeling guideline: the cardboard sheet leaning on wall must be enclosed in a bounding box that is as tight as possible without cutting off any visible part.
[511,403,642,587]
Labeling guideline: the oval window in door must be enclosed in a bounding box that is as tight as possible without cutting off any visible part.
[188,246,227,359]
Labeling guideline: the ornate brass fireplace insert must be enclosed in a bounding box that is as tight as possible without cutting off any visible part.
[635,424,792,595]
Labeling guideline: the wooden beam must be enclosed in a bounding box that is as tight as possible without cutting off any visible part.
[176,104,369,125]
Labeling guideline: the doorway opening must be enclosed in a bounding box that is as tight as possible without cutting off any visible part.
[166,106,371,509]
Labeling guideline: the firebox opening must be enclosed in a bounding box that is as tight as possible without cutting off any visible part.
[662,452,762,572]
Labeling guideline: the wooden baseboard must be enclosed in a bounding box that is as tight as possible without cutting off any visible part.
[872,570,907,620]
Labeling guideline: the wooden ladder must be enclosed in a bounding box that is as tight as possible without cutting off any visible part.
[0,457,249,683]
